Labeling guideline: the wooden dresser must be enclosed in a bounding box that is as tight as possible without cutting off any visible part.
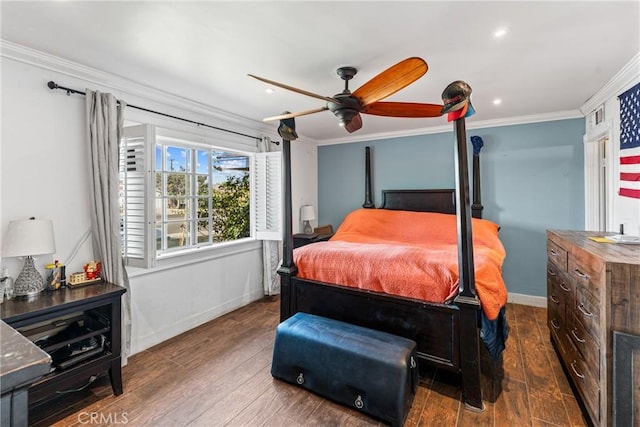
[546,230,640,426]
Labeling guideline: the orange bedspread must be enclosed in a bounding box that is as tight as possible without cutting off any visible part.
[294,209,507,320]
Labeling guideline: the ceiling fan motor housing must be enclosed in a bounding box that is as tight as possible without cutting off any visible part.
[327,93,361,126]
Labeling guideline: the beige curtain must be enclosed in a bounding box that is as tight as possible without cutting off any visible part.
[259,136,282,295]
[86,90,132,362]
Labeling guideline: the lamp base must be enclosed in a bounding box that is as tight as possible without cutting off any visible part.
[14,256,44,297]
[303,221,313,235]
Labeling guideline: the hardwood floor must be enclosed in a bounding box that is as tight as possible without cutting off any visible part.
[30,297,589,426]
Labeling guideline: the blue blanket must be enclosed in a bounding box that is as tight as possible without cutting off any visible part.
[481,305,509,361]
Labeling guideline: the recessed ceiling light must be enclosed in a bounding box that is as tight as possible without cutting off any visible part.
[265,87,275,94]
[493,98,502,105]
[494,27,508,38]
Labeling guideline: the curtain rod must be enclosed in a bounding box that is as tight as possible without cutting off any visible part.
[47,81,280,145]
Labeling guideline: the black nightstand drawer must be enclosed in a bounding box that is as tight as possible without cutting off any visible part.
[293,233,333,249]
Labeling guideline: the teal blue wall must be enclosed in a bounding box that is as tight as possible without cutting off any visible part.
[318,118,585,297]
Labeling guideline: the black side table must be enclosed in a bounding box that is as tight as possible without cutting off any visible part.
[1,282,126,407]
[293,233,333,249]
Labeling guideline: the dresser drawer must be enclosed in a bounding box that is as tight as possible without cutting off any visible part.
[547,277,568,331]
[568,312,600,373]
[574,286,601,339]
[567,249,605,300]
[547,265,573,301]
[567,351,600,423]
[547,240,568,272]
[550,329,569,365]
[548,300,565,335]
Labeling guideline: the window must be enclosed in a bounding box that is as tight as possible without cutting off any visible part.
[154,141,251,254]
[120,125,278,268]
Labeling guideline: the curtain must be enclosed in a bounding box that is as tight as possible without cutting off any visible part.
[259,136,282,295]
[86,90,132,363]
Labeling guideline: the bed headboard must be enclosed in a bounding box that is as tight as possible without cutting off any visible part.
[364,145,483,219]
[380,189,456,214]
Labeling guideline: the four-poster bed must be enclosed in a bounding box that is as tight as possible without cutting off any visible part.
[276,84,507,411]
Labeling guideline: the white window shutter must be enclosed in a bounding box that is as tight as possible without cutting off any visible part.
[254,151,282,240]
[120,124,156,268]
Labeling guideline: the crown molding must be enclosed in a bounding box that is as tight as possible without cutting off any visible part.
[0,40,272,136]
[580,52,640,115]
[0,40,585,148]
[317,109,583,146]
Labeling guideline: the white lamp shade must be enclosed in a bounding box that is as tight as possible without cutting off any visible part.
[2,218,56,257]
[300,205,316,221]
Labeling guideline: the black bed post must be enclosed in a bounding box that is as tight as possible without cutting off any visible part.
[363,146,375,208]
[471,136,484,219]
[446,83,484,411]
[276,118,298,322]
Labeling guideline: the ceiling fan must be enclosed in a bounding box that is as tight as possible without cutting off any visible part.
[248,57,443,133]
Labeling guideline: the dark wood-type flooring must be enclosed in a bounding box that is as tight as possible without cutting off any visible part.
[31,297,589,426]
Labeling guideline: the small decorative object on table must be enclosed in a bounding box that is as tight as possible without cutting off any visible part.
[45,260,65,291]
[84,260,101,280]
[68,260,102,287]
[0,268,14,301]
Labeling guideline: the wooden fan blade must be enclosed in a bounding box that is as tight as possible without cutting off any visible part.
[352,57,428,106]
[362,102,443,118]
[263,107,328,122]
[344,113,363,133]
[248,74,340,104]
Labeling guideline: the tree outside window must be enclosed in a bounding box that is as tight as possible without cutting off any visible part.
[155,144,250,253]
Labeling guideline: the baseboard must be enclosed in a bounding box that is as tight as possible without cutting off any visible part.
[130,289,545,355]
[131,287,265,355]
[508,292,547,308]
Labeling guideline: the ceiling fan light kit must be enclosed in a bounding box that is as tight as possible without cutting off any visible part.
[249,57,448,134]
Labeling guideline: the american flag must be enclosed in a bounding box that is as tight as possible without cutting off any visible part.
[619,82,640,199]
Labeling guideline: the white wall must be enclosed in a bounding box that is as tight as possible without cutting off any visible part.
[582,53,640,236]
[291,137,319,233]
[0,45,318,356]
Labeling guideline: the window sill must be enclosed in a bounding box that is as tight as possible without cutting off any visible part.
[126,238,262,278]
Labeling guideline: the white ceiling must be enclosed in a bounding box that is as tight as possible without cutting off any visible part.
[1,1,639,143]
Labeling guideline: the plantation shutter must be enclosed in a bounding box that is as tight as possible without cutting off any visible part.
[120,124,155,268]
[254,151,282,240]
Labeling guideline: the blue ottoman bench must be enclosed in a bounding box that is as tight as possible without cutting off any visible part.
[271,312,418,427]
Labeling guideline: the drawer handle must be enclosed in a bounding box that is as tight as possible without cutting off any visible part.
[578,303,594,318]
[550,319,560,330]
[570,328,586,343]
[549,249,559,257]
[570,361,585,380]
[559,282,570,292]
[550,295,560,304]
[547,268,556,276]
[573,269,588,280]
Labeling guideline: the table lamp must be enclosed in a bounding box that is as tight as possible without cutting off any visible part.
[300,205,315,235]
[2,217,56,297]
